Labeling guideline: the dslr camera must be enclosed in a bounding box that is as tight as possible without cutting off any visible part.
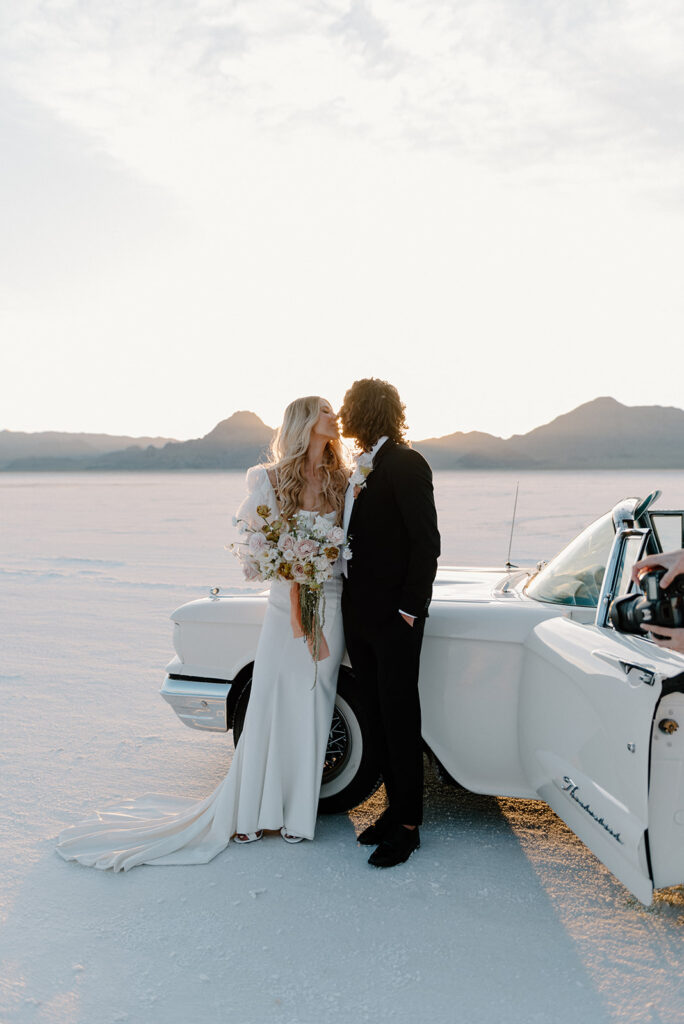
[609,567,684,635]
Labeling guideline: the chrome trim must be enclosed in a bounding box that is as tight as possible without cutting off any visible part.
[168,672,231,684]
[594,652,657,686]
[611,497,639,531]
[494,569,533,595]
[633,490,662,521]
[595,526,649,629]
[559,776,624,844]
[160,676,230,731]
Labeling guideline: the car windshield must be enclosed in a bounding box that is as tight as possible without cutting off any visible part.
[525,512,615,607]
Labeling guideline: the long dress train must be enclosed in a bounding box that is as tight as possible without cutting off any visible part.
[56,467,344,871]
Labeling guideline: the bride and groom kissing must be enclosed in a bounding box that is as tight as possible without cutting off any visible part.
[57,378,441,872]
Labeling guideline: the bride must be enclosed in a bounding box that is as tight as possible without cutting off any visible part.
[56,396,350,870]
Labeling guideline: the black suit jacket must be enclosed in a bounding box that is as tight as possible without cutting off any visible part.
[344,440,441,619]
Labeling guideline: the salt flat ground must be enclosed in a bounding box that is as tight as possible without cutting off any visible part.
[2,471,684,1024]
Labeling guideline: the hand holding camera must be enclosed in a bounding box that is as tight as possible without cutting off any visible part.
[616,548,684,654]
[631,549,684,589]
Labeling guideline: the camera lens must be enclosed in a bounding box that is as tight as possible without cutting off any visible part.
[609,594,646,634]
[609,566,684,634]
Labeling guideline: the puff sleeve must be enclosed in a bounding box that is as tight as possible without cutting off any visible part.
[234,465,279,532]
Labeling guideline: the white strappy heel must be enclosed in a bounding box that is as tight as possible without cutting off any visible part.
[233,831,263,844]
[280,827,305,844]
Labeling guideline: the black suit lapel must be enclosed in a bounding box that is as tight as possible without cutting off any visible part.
[348,440,394,531]
[371,438,396,470]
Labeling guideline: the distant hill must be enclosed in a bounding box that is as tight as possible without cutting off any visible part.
[3,398,684,471]
[95,411,274,470]
[508,396,684,468]
[413,430,535,469]
[1,412,274,471]
[0,429,173,470]
[413,397,684,469]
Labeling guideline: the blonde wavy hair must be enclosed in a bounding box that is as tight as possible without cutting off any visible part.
[267,396,350,522]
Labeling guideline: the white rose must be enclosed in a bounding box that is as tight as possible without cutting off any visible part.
[313,516,331,538]
[243,558,260,581]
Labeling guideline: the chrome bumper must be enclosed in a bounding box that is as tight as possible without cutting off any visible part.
[160,675,231,732]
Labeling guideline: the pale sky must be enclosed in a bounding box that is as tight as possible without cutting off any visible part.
[2,0,684,441]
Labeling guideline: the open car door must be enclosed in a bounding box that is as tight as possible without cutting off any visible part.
[519,615,668,904]
[519,502,684,904]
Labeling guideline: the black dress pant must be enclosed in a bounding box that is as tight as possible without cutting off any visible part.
[342,592,425,826]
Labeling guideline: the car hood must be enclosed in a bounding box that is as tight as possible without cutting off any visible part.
[431,566,528,603]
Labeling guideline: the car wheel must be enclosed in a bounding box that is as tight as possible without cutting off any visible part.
[230,666,381,815]
[319,667,382,814]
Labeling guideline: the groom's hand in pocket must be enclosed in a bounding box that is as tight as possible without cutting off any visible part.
[399,611,416,628]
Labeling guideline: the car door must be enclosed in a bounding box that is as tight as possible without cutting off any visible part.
[519,616,667,905]
[647,687,684,890]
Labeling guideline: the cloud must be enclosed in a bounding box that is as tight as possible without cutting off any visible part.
[2,0,684,439]
[1,0,683,189]
[0,84,179,297]
[329,0,404,76]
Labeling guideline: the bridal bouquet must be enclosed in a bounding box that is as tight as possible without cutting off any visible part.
[230,504,350,683]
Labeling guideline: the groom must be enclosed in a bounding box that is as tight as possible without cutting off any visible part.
[339,378,440,867]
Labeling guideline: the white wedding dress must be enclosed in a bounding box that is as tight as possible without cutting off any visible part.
[56,466,345,871]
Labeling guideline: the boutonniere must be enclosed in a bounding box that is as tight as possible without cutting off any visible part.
[350,452,374,499]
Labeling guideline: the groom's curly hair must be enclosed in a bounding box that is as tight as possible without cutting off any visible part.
[340,378,408,451]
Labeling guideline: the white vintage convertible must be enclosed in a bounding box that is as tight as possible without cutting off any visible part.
[161,493,684,905]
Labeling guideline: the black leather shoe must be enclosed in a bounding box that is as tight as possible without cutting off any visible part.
[357,810,393,846]
[368,825,420,867]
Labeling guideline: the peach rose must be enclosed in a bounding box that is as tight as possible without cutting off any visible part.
[279,534,296,554]
[249,532,268,555]
[294,538,318,559]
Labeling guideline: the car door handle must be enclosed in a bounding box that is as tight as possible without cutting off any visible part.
[594,651,656,686]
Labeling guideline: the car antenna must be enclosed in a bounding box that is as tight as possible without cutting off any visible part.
[505,481,519,570]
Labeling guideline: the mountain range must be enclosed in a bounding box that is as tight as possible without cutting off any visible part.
[413,397,684,469]
[2,398,684,471]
